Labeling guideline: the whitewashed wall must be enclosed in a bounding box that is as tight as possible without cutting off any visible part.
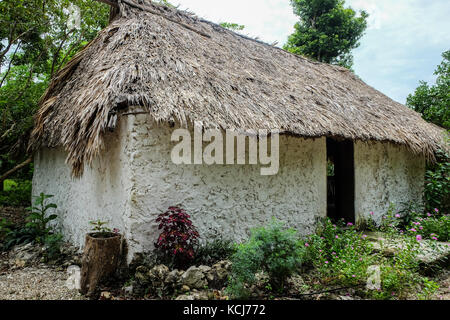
[33,114,425,263]
[354,141,426,224]
[33,115,327,262]
[125,114,327,260]
[32,117,134,251]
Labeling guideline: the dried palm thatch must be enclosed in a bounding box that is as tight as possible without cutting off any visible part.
[30,0,448,177]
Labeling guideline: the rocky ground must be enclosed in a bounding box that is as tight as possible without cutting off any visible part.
[0,266,85,300]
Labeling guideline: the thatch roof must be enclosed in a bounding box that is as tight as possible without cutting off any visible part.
[30,0,448,177]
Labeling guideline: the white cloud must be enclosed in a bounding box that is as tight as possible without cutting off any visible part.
[172,0,297,45]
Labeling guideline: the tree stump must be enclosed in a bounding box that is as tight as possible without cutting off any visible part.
[80,233,122,296]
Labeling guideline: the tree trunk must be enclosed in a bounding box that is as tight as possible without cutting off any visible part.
[80,233,122,296]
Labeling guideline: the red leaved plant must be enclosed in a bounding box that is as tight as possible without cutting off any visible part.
[155,206,200,268]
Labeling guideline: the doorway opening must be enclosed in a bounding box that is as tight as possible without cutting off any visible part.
[326,138,355,224]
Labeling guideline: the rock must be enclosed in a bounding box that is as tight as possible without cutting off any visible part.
[65,265,81,290]
[181,285,190,292]
[135,266,149,284]
[165,269,182,287]
[14,259,26,268]
[123,285,134,295]
[198,265,212,273]
[10,243,41,267]
[207,260,231,288]
[175,294,195,300]
[192,290,210,300]
[181,266,208,289]
[147,265,170,288]
[175,290,209,300]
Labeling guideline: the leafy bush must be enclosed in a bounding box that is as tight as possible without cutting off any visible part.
[192,238,236,266]
[424,154,449,214]
[304,218,374,287]
[25,193,58,243]
[154,206,199,269]
[0,179,32,207]
[227,219,305,299]
[0,193,62,258]
[416,214,450,242]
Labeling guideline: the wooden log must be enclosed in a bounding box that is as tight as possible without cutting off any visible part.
[79,233,122,296]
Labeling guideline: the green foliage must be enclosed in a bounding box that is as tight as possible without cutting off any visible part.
[406,51,449,214]
[89,219,112,236]
[418,214,450,242]
[42,232,64,261]
[1,193,62,256]
[424,153,449,213]
[417,277,440,300]
[0,179,31,206]
[192,238,236,266]
[25,192,58,243]
[0,0,109,182]
[284,0,368,69]
[220,22,245,31]
[227,219,305,299]
[407,50,450,129]
[304,218,374,287]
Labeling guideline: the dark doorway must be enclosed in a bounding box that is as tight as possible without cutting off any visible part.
[326,138,355,223]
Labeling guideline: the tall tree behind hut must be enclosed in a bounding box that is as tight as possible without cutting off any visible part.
[407,50,450,213]
[0,0,109,192]
[284,0,368,69]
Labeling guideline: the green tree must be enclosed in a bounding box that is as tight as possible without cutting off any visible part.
[406,50,450,130]
[0,0,109,188]
[220,22,245,32]
[284,0,368,69]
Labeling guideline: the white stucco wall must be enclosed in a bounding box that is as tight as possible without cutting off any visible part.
[125,114,327,259]
[33,115,327,262]
[354,141,426,224]
[32,117,134,251]
[33,114,426,263]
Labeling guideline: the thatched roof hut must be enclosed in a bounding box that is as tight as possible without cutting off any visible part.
[30,0,447,178]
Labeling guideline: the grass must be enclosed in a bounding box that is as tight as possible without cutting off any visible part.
[3,179,18,191]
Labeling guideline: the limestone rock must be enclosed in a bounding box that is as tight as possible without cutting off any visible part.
[206,260,231,288]
[147,265,170,289]
[181,266,208,289]
[65,265,81,290]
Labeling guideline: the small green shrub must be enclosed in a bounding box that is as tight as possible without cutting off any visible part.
[0,193,62,258]
[227,219,305,299]
[0,179,32,207]
[424,153,449,213]
[192,238,236,266]
[416,214,450,242]
[25,193,58,243]
[370,264,421,300]
[304,218,374,287]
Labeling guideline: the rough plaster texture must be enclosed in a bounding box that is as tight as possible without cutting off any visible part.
[32,117,134,251]
[126,114,327,258]
[33,115,327,262]
[33,114,425,263]
[354,141,425,224]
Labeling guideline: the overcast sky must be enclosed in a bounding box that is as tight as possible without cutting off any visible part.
[171,0,450,104]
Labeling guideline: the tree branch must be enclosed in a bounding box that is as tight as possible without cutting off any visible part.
[0,123,16,143]
[0,42,21,89]
[0,157,32,185]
